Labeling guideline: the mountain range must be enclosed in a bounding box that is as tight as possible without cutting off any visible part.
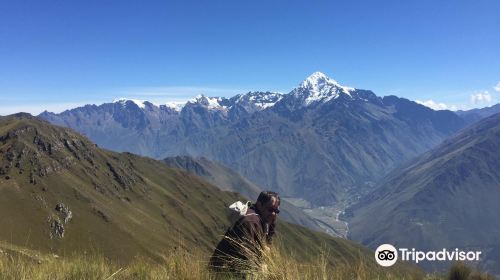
[39,72,468,206]
[0,113,422,277]
[4,71,499,275]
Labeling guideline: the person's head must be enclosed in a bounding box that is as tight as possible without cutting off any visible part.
[255,191,280,224]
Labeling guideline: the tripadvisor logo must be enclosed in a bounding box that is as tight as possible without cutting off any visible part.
[375,244,482,267]
[375,244,398,267]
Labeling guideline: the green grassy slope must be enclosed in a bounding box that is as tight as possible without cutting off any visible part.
[0,114,240,263]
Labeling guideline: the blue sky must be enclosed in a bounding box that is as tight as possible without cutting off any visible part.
[0,0,499,115]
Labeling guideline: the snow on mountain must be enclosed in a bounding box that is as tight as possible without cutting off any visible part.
[233,91,283,111]
[113,98,149,109]
[112,95,229,112]
[114,98,187,112]
[163,102,187,112]
[187,94,229,110]
[292,72,355,106]
[110,72,356,113]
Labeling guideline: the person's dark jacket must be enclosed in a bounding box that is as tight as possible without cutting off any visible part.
[209,206,274,273]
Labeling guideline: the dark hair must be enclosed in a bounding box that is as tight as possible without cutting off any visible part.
[257,191,280,206]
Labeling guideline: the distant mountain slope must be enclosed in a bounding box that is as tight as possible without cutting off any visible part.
[163,156,261,200]
[39,72,466,205]
[456,103,500,125]
[348,113,500,273]
[163,156,322,231]
[0,114,421,276]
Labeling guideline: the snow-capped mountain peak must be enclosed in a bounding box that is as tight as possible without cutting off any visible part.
[163,101,186,112]
[114,98,186,112]
[293,72,355,105]
[113,98,149,109]
[300,71,340,89]
[188,94,228,110]
[234,91,283,110]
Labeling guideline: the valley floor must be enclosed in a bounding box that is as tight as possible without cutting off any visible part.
[284,197,350,238]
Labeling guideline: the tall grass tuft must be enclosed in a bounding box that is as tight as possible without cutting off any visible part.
[446,262,495,280]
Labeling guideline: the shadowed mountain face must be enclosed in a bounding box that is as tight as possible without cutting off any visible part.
[39,72,466,205]
[162,156,322,231]
[347,113,500,273]
[0,114,423,275]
